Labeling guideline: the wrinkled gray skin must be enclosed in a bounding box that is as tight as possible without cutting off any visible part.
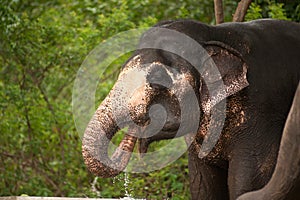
[82,19,300,200]
[237,83,300,200]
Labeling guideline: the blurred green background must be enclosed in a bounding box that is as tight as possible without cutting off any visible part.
[1,0,300,199]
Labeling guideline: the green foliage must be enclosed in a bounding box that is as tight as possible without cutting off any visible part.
[285,1,300,22]
[245,0,300,21]
[268,2,289,20]
[1,0,299,199]
[245,3,263,21]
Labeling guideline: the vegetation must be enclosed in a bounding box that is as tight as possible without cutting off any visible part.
[1,0,299,198]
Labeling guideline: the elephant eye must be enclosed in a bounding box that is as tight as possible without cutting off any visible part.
[147,64,173,88]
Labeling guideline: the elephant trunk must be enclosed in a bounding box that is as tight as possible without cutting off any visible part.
[82,95,137,178]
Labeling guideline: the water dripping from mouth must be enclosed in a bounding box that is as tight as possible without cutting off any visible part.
[123,172,134,199]
[91,177,101,197]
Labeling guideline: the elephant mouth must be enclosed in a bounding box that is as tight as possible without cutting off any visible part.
[135,122,180,155]
[114,116,180,156]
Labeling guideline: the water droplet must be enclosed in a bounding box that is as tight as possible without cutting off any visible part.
[124,172,133,199]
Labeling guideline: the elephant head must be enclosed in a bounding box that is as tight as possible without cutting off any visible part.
[82,20,249,178]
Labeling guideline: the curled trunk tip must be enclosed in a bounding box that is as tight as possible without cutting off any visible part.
[82,99,137,178]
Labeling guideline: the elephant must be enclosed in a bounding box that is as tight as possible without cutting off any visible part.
[237,83,300,200]
[82,19,300,200]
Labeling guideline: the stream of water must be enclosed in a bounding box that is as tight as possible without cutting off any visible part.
[92,172,136,199]
[123,172,132,198]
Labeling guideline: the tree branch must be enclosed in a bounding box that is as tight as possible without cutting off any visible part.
[214,0,224,24]
[233,0,252,22]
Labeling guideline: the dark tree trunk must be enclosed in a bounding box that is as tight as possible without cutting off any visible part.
[214,0,224,24]
[233,0,252,22]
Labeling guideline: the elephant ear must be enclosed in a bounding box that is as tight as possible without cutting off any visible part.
[200,42,249,114]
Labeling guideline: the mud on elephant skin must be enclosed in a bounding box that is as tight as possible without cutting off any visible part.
[82,19,300,200]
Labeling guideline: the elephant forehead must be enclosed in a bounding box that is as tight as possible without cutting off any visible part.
[122,61,174,85]
[122,55,142,71]
[117,67,148,92]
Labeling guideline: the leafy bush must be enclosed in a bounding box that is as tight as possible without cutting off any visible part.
[245,0,295,21]
[245,2,263,21]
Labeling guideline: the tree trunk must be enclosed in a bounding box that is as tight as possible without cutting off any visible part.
[233,0,252,22]
[214,0,224,24]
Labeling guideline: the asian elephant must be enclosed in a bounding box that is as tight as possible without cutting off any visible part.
[237,83,300,200]
[82,19,300,200]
